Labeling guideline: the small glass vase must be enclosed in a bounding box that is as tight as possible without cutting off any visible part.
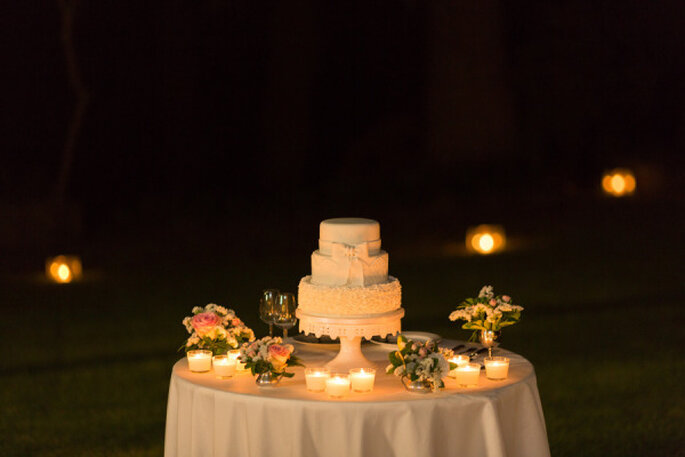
[479,329,502,357]
[401,377,434,393]
[255,371,281,386]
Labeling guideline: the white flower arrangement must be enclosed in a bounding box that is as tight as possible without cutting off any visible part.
[181,303,255,355]
[386,334,455,392]
[239,336,303,378]
[449,285,523,336]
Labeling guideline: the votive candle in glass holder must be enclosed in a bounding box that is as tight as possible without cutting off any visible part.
[187,350,212,372]
[349,368,376,393]
[325,374,350,398]
[454,362,481,387]
[213,355,237,378]
[228,350,247,372]
[305,368,330,392]
[484,356,510,380]
[448,355,470,377]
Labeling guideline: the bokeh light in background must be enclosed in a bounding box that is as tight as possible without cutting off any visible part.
[45,255,82,283]
[466,225,506,255]
[602,169,636,197]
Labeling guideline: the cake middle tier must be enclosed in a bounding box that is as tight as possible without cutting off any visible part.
[298,275,401,317]
[311,249,388,286]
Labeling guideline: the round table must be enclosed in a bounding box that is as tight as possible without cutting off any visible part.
[164,339,550,457]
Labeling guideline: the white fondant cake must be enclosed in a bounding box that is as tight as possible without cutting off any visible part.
[298,218,402,317]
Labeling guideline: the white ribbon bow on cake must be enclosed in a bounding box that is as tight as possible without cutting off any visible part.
[330,241,371,286]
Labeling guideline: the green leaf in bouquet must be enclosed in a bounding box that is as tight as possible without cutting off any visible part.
[388,350,402,366]
[288,355,305,367]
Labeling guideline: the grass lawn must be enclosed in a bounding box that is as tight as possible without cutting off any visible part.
[1,199,683,456]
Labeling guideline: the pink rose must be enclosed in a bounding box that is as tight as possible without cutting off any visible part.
[191,312,221,336]
[268,344,292,364]
[489,299,497,306]
[231,318,243,327]
[502,295,511,302]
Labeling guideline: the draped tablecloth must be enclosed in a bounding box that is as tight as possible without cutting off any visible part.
[164,339,550,457]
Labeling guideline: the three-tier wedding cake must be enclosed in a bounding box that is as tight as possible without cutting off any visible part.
[298,218,402,317]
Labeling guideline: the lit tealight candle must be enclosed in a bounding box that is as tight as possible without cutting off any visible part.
[228,350,247,372]
[325,374,350,398]
[454,362,481,387]
[187,350,212,373]
[484,356,510,380]
[213,355,237,378]
[349,368,376,393]
[305,368,330,392]
[448,355,470,377]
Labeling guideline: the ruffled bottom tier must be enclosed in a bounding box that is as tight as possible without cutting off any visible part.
[297,275,401,317]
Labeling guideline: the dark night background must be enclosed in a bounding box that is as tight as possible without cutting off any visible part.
[1,1,685,456]
[2,0,684,258]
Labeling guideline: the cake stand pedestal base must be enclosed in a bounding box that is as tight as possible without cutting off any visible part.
[327,336,370,372]
[296,309,404,372]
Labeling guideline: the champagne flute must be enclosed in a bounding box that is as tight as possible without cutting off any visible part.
[259,289,280,337]
[274,292,298,339]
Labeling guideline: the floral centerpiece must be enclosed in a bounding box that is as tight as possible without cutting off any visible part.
[386,334,455,392]
[449,285,523,353]
[239,336,304,384]
[181,303,255,355]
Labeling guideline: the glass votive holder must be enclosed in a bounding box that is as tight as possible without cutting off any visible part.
[325,374,351,398]
[448,355,470,377]
[213,355,237,378]
[187,349,213,373]
[305,368,330,392]
[349,368,376,393]
[454,362,481,387]
[228,349,247,372]
[484,356,510,380]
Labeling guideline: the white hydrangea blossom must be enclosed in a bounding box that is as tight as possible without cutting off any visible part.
[478,285,494,298]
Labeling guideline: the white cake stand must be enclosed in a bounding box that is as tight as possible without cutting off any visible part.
[296,308,404,372]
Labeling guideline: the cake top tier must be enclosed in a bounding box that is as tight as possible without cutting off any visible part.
[320,218,380,245]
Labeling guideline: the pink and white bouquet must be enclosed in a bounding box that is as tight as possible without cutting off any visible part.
[449,285,523,335]
[386,334,455,391]
[181,303,255,355]
[239,336,303,378]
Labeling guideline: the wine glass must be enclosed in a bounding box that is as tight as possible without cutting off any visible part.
[274,292,298,339]
[259,289,280,337]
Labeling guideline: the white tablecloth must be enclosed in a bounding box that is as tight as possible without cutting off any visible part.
[164,339,550,457]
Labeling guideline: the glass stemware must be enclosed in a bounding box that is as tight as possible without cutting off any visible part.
[259,289,280,337]
[274,292,298,339]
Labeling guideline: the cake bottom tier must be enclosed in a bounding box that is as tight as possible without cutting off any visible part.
[297,275,401,317]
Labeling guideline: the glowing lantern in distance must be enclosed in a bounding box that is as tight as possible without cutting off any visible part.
[46,255,82,284]
[466,225,506,255]
[602,168,636,197]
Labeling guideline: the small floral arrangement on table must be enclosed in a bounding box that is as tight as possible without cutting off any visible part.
[449,285,524,339]
[239,336,304,379]
[181,303,255,355]
[386,334,455,392]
